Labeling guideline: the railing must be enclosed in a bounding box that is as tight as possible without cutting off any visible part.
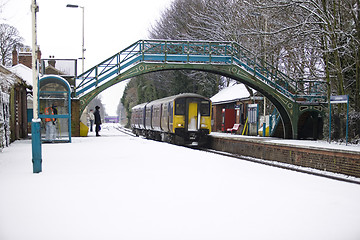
[75,40,326,103]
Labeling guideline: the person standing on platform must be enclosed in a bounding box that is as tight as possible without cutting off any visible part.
[44,104,57,141]
[94,106,101,136]
[88,109,95,132]
[52,104,58,138]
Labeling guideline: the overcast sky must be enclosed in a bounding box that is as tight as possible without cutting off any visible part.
[1,0,173,115]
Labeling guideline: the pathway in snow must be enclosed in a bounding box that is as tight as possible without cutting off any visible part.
[1,124,360,240]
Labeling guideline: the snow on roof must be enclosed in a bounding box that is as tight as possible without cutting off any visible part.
[211,84,252,104]
[7,64,33,86]
[0,65,18,92]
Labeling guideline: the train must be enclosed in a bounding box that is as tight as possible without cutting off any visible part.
[131,93,212,146]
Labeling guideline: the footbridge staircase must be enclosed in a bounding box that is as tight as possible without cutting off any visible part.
[74,40,326,139]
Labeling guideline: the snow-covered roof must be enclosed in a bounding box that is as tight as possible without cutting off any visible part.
[211,84,252,105]
[0,65,18,92]
[7,64,33,86]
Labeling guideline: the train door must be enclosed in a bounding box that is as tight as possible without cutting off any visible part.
[187,100,198,131]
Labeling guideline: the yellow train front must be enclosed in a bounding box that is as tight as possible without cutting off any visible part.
[131,93,211,146]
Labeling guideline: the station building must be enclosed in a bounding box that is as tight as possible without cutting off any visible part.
[0,65,30,147]
[211,84,263,134]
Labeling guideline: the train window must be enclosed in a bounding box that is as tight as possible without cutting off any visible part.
[169,102,173,114]
[175,99,185,115]
[200,101,210,116]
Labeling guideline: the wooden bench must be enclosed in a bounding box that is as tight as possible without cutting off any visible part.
[226,123,241,134]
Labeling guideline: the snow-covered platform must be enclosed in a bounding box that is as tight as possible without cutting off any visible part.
[210,132,360,179]
[1,124,360,240]
[210,132,360,153]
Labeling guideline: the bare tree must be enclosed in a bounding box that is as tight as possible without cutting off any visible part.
[121,0,360,140]
[251,0,359,105]
[0,23,23,66]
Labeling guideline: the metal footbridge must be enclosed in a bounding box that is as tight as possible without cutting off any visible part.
[75,39,326,139]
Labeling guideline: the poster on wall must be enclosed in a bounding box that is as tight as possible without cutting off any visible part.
[248,104,258,124]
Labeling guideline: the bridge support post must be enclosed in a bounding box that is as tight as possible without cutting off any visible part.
[292,119,299,139]
[71,98,80,137]
[292,103,299,140]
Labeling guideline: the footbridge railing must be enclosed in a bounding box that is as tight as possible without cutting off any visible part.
[75,40,326,103]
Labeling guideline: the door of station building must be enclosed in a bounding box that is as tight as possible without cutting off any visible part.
[221,108,236,132]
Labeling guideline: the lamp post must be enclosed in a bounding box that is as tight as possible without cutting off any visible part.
[31,0,42,173]
[66,4,85,73]
[250,11,268,136]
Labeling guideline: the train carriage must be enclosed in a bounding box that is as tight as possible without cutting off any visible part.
[131,102,147,130]
[131,93,211,146]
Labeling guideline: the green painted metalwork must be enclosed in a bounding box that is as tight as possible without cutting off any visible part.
[75,40,326,139]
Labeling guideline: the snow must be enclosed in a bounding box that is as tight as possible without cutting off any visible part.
[1,123,360,240]
[7,64,33,86]
[210,83,252,104]
[0,66,16,91]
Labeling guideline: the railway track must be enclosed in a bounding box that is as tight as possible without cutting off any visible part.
[114,126,360,185]
[113,125,137,137]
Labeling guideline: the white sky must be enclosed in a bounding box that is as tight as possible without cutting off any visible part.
[1,0,174,115]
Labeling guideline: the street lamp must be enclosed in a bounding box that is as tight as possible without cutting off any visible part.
[66,4,85,73]
[32,0,42,173]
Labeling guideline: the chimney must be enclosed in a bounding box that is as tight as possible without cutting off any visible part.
[12,46,18,66]
[48,56,56,67]
[9,46,42,69]
[18,47,32,68]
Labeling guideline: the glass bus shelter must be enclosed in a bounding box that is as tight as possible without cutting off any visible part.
[38,75,71,143]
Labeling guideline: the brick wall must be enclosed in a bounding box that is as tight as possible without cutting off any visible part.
[209,136,360,178]
[71,99,80,137]
[212,105,222,132]
[18,53,32,69]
